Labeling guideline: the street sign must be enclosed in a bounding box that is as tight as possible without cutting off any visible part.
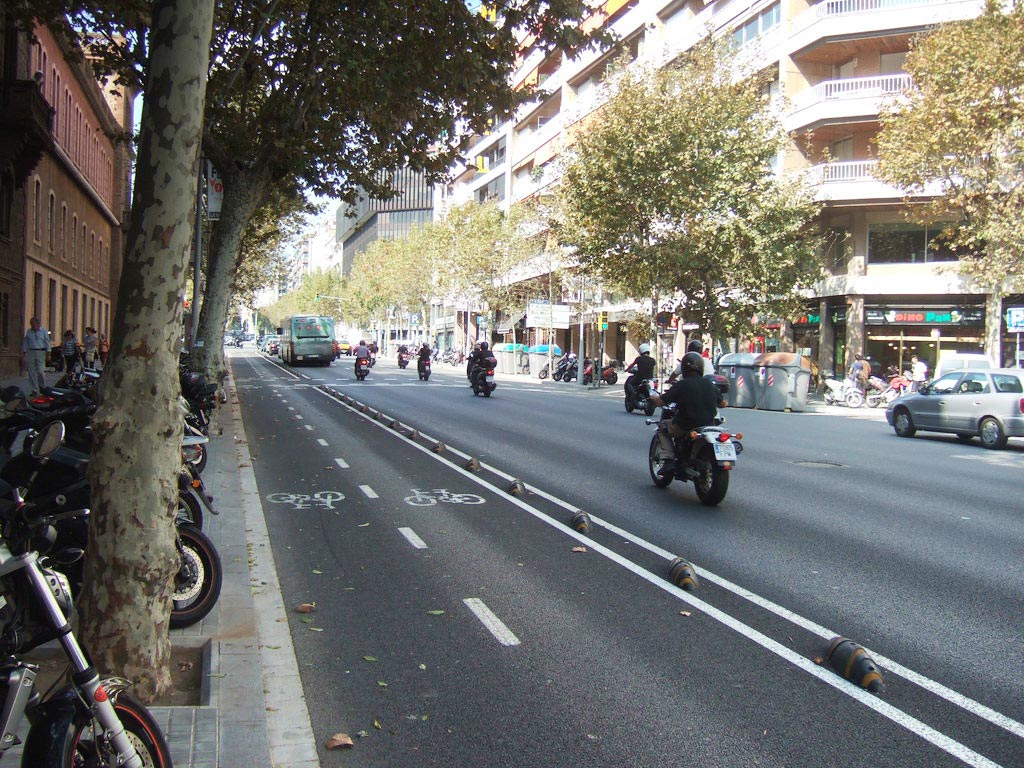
[206,161,224,221]
[527,301,571,330]
[1006,307,1024,333]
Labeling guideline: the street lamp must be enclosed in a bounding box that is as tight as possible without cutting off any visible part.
[930,327,941,371]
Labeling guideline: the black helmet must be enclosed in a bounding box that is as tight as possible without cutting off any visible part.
[480,341,489,351]
[686,339,703,354]
[681,351,704,376]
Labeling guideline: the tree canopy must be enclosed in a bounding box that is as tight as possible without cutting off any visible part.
[556,36,823,340]
[875,0,1024,291]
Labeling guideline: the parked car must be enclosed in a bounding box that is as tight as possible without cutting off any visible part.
[885,368,1024,449]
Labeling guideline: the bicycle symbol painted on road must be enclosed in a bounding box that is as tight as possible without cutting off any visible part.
[265,491,346,510]
[403,488,486,507]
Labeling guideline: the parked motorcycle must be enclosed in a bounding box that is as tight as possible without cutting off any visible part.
[355,357,371,381]
[469,356,498,398]
[0,413,223,629]
[417,357,432,381]
[646,403,743,506]
[582,358,619,386]
[625,377,659,416]
[822,373,864,408]
[0,421,173,767]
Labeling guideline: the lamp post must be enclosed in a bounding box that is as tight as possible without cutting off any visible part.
[930,327,941,371]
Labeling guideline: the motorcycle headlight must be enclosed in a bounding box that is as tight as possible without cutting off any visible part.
[41,567,73,617]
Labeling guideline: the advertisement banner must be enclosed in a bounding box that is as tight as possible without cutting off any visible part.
[206,161,224,220]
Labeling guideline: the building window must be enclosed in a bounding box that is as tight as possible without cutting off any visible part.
[33,179,42,243]
[0,168,13,239]
[868,222,959,265]
[70,214,78,266]
[80,225,86,271]
[89,232,95,276]
[60,205,67,259]
[732,2,780,48]
[47,193,56,252]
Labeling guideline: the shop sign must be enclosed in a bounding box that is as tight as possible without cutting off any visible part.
[793,312,820,327]
[865,307,984,326]
[1006,307,1024,332]
[831,308,847,324]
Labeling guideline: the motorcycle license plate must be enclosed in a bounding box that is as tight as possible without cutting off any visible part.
[486,374,495,382]
[713,442,737,461]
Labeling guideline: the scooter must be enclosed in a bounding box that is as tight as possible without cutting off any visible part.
[822,373,864,408]
[398,351,410,369]
[355,357,371,381]
[582,358,619,386]
[418,357,431,381]
[625,377,659,416]
[469,356,498,397]
[646,403,744,506]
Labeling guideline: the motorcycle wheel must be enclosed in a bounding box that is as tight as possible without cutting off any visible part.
[605,371,618,385]
[644,398,657,417]
[648,433,673,488]
[823,391,835,406]
[583,374,593,385]
[867,393,883,408]
[694,450,729,506]
[845,390,864,408]
[624,397,635,414]
[552,371,562,381]
[177,490,204,530]
[483,386,492,398]
[538,367,548,380]
[25,689,172,768]
[170,524,223,629]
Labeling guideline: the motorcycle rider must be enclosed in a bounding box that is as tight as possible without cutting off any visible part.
[397,342,409,368]
[668,339,715,384]
[624,343,656,400]
[467,341,493,388]
[649,351,725,478]
[417,342,432,377]
[353,339,372,375]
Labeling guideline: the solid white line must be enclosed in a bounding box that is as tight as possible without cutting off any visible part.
[359,485,378,499]
[398,527,428,550]
[317,438,328,446]
[313,386,1009,768]
[334,458,349,469]
[420,437,1024,743]
[463,598,521,646]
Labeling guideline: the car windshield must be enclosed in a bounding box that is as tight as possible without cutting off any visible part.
[928,372,962,395]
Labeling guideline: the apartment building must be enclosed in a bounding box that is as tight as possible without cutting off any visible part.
[1,20,132,377]
[447,0,1012,376]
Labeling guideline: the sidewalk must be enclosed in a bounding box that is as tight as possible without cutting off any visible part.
[0,368,316,767]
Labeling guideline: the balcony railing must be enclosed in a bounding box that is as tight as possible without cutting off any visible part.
[791,0,985,42]
[805,160,879,184]
[795,73,911,109]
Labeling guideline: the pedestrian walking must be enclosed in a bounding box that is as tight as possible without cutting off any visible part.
[21,317,50,395]
[98,333,110,367]
[83,327,98,369]
[910,355,928,393]
[61,330,81,377]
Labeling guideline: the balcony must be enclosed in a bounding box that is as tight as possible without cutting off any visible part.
[801,159,944,203]
[789,0,985,57]
[514,115,563,165]
[0,80,54,186]
[785,73,911,132]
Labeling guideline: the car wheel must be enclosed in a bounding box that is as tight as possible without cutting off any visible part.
[893,408,916,438]
[979,417,1008,449]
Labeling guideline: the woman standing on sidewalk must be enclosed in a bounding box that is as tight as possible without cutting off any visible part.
[61,329,82,376]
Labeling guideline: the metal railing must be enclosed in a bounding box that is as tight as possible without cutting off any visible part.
[798,73,911,107]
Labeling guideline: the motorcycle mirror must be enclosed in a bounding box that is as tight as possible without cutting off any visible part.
[31,420,65,459]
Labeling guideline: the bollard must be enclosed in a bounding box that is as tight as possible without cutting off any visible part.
[465,457,481,472]
[408,430,419,441]
[667,557,699,591]
[508,479,527,496]
[570,511,591,533]
[433,441,446,453]
[826,637,885,692]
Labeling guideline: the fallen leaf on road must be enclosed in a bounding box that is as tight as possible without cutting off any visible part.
[357,523,370,527]
[418,663,426,670]
[571,546,587,553]
[295,602,317,613]
[813,657,824,665]
[373,719,382,730]
[679,611,692,617]
[363,656,379,662]
[309,627,324,632]
[426,610,445,615]
[377,681,388,687]
[356,730,368,738]
[300,617,313,624]
[325,733,354,750]
[312,569,323,574]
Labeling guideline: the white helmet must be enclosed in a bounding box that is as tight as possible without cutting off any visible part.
[638,343,651,354]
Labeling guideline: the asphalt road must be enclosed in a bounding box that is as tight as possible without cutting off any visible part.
[231,348,1024,767]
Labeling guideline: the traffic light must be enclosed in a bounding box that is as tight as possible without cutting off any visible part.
[599,311,608,331]
[314,294,320,302]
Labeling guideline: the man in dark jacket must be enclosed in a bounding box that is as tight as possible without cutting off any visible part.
[650,351,723,477]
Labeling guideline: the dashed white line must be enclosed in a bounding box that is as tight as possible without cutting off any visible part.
[295,414,304,420]
[398,527,427,549]
[334,458,349,469]
[463,598,520,646]
[317,439,328,446]
[287,406,295,411]
[304,424,313,431]
[359,485,378,498]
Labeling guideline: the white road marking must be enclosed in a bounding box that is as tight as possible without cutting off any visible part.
[334,458,349,469]
[398,527,428,550]
[317,439,328,446]
[313,386,1015,767]
[463,598,520,646]
[295,414,303,420]
[359,485,378,499]
[304,424,313,431]
[287,406,295,411]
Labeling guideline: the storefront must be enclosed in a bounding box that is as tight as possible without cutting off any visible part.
[864,304,985,375]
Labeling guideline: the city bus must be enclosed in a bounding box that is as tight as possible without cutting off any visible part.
[277,315,335,366]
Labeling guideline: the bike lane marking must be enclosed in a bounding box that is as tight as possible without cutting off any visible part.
[316,438,328,446]
[397,527,428,550]
[334,457,349,469]
[312,384,1009,768]
[463,598,521,647]
[359,484,378,499]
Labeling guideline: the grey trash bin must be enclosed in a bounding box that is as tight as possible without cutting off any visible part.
[492,343,512,374]
[717,352,760,408]
[529,344,562,379]
[753,352,813,412]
